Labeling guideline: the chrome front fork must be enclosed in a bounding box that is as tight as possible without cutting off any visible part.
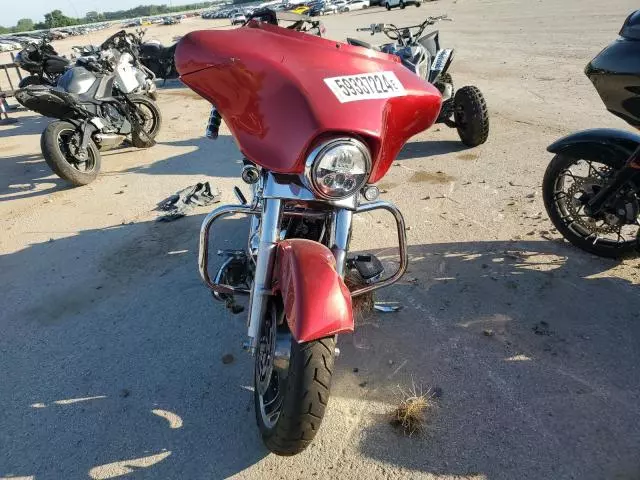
[246,198,281,351]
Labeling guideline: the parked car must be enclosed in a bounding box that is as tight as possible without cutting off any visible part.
[384,0,421,8]
[291,5,311,14]
[0,41,17,52]
[231,13,247,25]
[341,0,369,11]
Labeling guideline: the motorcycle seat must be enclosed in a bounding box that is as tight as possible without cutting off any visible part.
[346,38,380,51]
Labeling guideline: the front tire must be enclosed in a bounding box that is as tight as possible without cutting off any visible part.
[41,121,101,186]
[254,304,335,456]
[400,1,406,8]
[542,153,638,258]
[386,2,391,9]
[454,86,489,147]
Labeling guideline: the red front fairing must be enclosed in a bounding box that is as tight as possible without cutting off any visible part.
[175,22,441,183]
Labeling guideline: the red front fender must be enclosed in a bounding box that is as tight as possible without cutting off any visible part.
[272,239,353,343]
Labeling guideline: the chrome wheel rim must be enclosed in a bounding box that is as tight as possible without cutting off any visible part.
[256,303,285,429]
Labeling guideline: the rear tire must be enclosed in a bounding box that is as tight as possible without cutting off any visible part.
[255,316,335,456]
[436,73,454,122]
[454,86,489,147]
[128,94,162,148]
[41,121,101,186]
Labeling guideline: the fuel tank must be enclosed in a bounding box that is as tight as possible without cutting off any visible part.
[57,66,97,95]
[585,10,640,127]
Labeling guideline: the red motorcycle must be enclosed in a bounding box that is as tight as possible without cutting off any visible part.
[175,19,442,455]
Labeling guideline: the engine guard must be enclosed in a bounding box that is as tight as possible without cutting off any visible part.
[272,239,353,343]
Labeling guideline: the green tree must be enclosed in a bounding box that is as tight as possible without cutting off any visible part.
[85,11,104,22]
[44,9,76,28]
[15,18,34,32]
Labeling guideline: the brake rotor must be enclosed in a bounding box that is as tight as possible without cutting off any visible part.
[565,172,638,235]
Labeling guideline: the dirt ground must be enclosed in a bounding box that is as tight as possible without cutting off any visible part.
[1,0,640,479]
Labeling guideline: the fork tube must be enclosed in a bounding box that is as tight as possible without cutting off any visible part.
[247,198,282,351]
[330,209,353,277]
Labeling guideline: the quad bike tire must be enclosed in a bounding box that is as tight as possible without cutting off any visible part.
[436,73,454,122]
[256,335,336,456]
[454,86,489,147]
[129,94,162,148]
[41,120,101,186]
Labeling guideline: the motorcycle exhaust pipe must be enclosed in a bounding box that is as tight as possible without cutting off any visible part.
[95,133,126,150]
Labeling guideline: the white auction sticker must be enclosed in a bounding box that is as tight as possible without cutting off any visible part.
[324,71,406,103]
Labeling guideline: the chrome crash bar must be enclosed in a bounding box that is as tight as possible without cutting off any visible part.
[349,200,408,297]
[198,204,257,295]
[198,200,408,298]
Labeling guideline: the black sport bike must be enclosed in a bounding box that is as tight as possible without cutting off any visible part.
[14,38,69,87]
[543,10,640,258]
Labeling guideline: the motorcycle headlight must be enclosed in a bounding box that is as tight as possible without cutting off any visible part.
[304,137,371,200]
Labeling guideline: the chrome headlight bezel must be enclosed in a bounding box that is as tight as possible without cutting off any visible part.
[304,137,372,200]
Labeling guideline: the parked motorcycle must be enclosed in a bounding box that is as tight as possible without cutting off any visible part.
[100,30,159,99]
[15,31,158,100]
[14,39,69,88]
[15,49,162,186]
[542,10,640,258]
[134,28,179,81]
[246,9,326,36]
[350,16,489,147]
[175,19,442,454]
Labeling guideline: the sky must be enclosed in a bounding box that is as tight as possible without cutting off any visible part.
[3,0,195,26]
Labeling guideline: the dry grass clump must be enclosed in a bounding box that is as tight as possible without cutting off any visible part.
[389,383,436,436]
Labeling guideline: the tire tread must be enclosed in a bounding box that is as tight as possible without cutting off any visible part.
[454,85,490,147]
[257,336,335,456]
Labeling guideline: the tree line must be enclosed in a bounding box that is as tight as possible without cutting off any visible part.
[0,3,216,34]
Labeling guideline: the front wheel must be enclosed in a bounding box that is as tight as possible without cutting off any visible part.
[386,2,391,9]
[255,303,335,456]
[454,85,489,147]
[400,1,406,8]
[41,120,101,186]
[542,153,639,258]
